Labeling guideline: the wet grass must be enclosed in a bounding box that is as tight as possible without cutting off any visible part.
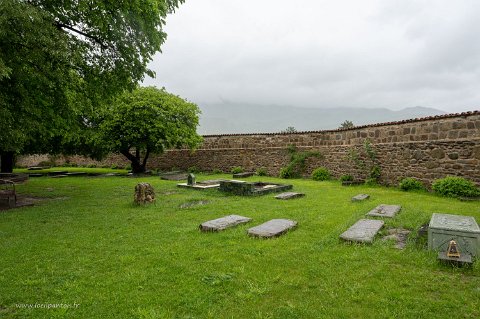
[0,174,479,318]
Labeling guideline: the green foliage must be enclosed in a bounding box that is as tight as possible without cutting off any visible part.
[0,0,185,171]
[370,165,381,180]
[280,145,323,179]
[312,167,331,181]
[256,167,268,176]
[399,178,425,191]
[212,169,223,174]
[111,164,119,170]
[432,176,480,198]
[339,120,355,129]
[125,164,132,171]
[364,178,378,186]
[340,174,354,182]
[347,139,381,182]
[231,166,243,174]
[87,164,97,168]
[188,166,200,174]
[99,87,202,173]
[280,126,297,133]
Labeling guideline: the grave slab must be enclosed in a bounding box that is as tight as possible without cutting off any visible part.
[352,194,370,202]
[247,219,297,238]
[200,215,252,232]
[340,219,384,243]
[428,213,480,257]
[275,192,305,200]
[233,172,255,178]
[366,204,401,218]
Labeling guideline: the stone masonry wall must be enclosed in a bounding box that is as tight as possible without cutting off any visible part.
[17,111,480,186]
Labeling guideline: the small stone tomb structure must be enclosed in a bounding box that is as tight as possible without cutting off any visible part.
[340,219,384,243]
[200,215,252,232]
[177,179,226,190]
[428,213,480,258]
[220,180,292,196]
[134,182,155,204]
[275,192,305,200]
[352,194,369,202]
[366,204,401,218]
[160,171,188,181]
[247,219,297,238]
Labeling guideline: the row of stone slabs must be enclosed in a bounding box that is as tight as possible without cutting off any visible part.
[340,204,402,243]
[200,215,297,238]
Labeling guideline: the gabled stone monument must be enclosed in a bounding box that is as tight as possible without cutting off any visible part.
[134,182,155,205]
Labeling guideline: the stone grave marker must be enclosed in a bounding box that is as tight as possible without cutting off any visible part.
[134,182,155,205]
[200,215,252,231]
[187,173,196,186]
[275,192,305,200]
[340,219,384,243]
[352,194,369,202]
[247,219,297,238]
[366,204,401,218]
[428,213,479,257]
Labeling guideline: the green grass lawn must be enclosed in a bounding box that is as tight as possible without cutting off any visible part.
[0,174,479,318]
[14,166,129,175]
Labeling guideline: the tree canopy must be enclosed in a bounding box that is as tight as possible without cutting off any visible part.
[98,87,202,173]
[339,120,355,129]
[0,0,184,172]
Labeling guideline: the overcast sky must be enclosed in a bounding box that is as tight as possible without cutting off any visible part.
[142,0,480,113]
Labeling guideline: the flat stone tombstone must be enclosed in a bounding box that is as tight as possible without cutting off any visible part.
[340,219,384,243]
[428,213,480,257]
[275,192,305,200]
[200,215,252,232]
[352,194,370,202]
[247,219,297,238]
[366,204,401,218]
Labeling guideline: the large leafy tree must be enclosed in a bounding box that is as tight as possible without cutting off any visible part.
[99,87,202,173]
[0,0,184,172]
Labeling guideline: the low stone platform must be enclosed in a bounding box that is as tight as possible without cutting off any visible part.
[352,194,369,202]
[340,219,384,243]
[233,172,255,178]
[220,180,292,196]
[366,204,401,218]
[160,172,188,181]
[275,192,305,200]
[177,179,226,190]
[438,252,473,266]
[200,215,252,232]
[247,219,297,238]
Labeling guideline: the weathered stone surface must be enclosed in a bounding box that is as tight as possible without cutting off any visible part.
[220,180,292,196]
[180,200,209,209]
[275,192,305,200]
[233,172,255,178]
[382,228,411,249]
[366,204,401,218]
[247,219,297,238]
[448,152,459,160]
[428,213,480,257]
[160,172,188,181]
[187,173,196,185]
[134,182,155,204]
[200,215,252,231]
[430,148,445,159]
[177,179,225,189]
[340,219,384,243]
[351,194,370,202]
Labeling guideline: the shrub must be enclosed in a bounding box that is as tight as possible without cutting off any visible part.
[370,165,381,180]
[312,167,330,181]
[340,174,353,182]
[70,162,78,167]
[432,176,480,198]
[364,178,378,186]
[111,164,119,169]
[279,167,294,179]
[87,164,97,168]
[399,178,425,191]
[125,164,132,171]
[38,160,54,167]
[188,166,200,174]
[256,167,268,176]
[231,166,243,174]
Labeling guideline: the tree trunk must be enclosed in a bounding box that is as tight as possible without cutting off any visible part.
[120,149,146,174]
[0,151,14,173]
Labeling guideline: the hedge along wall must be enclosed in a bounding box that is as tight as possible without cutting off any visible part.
[17,111,480,186]
[146,111,480,186]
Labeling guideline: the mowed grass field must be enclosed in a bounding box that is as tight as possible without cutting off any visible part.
[0,173,479,318]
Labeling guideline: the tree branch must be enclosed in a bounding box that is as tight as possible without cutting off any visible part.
[55,22,107,49]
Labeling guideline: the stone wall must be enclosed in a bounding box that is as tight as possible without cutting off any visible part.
[18,111,480,186]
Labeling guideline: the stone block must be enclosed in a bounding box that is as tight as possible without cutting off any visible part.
[340,219,384,243]
[247,219,297,238]
[134,182,155,204]
[200,215,252,232]
[366,204,401,218]
[275,192,305,200]
[428,213,480,257]
[351,194,369,202]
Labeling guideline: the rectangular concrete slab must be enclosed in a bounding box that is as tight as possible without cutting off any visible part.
[247,219,297,238]
[340,219,384,243]
[366,204,401,218]
[200,215,252,232]
[352,194,369,202]
[428,213,480,257]
[275,192,305,200]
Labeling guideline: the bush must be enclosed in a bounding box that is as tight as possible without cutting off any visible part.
[125,164,132,171]
[432,176,480,198]
[340,174,353,182]
[256,167,268,176]
[188,166,200,174]
[399,178,425,191]
[364,178,378,186]
[370,165,381,180]
[311,167,330,181]
[231,166,243,174]
[212,169,223,174]
[279,167,294,179]
[37,160,54,167]
[111,164,119,169]
[87,164,97,168]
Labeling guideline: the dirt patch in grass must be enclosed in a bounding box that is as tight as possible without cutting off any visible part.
[0,195,69,211]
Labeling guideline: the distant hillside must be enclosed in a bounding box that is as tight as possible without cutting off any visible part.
[197,104,446,134]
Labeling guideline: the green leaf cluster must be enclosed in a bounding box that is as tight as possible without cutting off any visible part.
[432,176,480,198]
